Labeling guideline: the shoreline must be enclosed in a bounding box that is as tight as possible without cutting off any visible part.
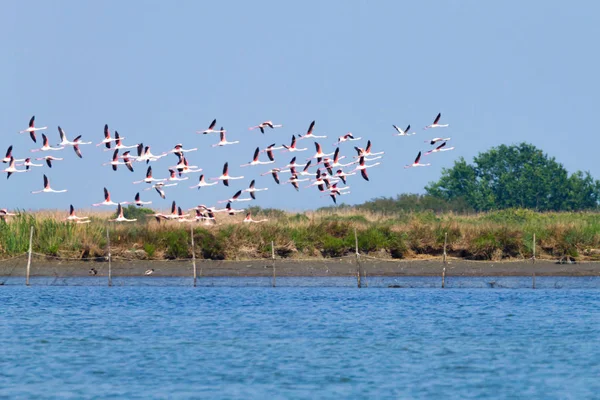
[2,258,600,277]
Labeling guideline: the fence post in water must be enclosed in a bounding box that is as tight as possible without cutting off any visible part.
[191,225,197,287]
[354,227,361,288]
[271,240,276,287]
[532,233,536,289]
[442,232,448,288]
[26,226,33,286]
[106,228,112,287]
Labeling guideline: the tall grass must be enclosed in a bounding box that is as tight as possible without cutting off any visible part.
[2,208,600,261]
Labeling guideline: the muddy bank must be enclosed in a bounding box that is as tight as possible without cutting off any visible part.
[2,258,600,277]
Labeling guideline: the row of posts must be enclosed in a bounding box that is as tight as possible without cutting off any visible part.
[23,227,539,288]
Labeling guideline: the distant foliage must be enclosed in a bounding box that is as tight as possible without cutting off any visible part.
[120,206,155,221]
[425,143,600,212]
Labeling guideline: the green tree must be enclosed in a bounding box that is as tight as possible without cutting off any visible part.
[426,143,600,212]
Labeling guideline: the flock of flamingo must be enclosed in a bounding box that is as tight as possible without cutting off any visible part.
[1,114,453,224]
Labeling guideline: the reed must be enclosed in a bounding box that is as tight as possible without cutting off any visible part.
[2,208,600,261]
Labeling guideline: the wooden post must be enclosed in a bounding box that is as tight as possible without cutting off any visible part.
[106,228,112,287]
[26,226,33,286]
[271,240,276,287]
[354,227,361,288]
[442,232,447,288]
[532,233,536,289]
[191,225,197,287]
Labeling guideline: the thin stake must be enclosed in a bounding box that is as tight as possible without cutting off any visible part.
[271,240,276,287]
[442,266,446,289]
[532,233,536,289]
[107,228,112,287]
[354,227,361,288]
[532,233,536,263]
[191,225,197,287]
[26,226,33,286]
[442,232,447,288]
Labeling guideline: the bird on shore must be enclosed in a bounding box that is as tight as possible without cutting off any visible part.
[145,269,154,275]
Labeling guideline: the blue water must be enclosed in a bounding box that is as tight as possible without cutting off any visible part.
[1,280,600,399]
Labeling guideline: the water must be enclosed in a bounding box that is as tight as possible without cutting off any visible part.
[1,279,600,399]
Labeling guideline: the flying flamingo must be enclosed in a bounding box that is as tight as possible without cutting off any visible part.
[424,113,449,129]
[65,205,90,224]
[284,156,307,169]
[133,166,166,184]
[305,169,332,189]
[294,160,314,177]
[425,142,455,155]
[135,145,167,163]
[167,169,189,181]
[19,158,43,170]
[109,203,137,222]
[211,162,244,186]
[224,202,245,216]
[197,119,225,135]
[19,115,47,143]
[333,132,361,146]
[243,212,268,223]
[57,126,92,147]
[249,121,283,134]
[425,137,451,145]
[334,169,356,184]
[240,147,275,167]
[320,148,354,168]
[35,155,64,168]
[218,190,252,204]
[286,174,309,191]
[96,124,118,148]
[126,192,152,206]
[298,120,327,140]
[31,175,67,194]
[2,146,26,164]
[190,174,218,189]
[308,142,335,160]
[195,209,217,225]
[0,209,16,220]
[282,135,307,152]
[121,151,135,172]
[31,134,65,152]
[92,188,120,206]
[324,183,351,204]
[351,156,381,181]
[261,143,284,156]
[176,158,203,175]
[393,124,414,136]
[242,179,268,199]
[212,129,239,147]
[167,144,198,155]
[3,157,28,179]
[404,151,431,168]
[260,167,289,184]
[102,149,127,171]
[103,131,138,151]
[143,182,178,199]
[354,140,385,160]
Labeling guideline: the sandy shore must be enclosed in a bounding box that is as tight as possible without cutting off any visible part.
[2,258,600,277]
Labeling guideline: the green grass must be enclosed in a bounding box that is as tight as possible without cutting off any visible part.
[3,208,600,261]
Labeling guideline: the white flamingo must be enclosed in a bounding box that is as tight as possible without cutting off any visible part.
[190,174,218,190]
[243,212,268,223]
[424,113,449,129]
[351,156,381,181]
[31,175,67,194]
[19,115,47,143]
[92,188,120,206]
[333,132,361,146]
[282,135,307,152]
[210,162,244,186]
[197,119,225,135]
[30,134,65,152]
[393,124,414,136]
[65,205,90,224]
[109,203,137,222]
[249,121,283,134]
[212,129,239,147]
[425,142,455,155]
[404,151,431,168]
[298,120,327,140]
[240,147,275,167]
[243,179,268,200]
[3,157,28,179]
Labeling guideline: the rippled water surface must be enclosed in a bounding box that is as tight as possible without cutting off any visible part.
[2,279,600,399]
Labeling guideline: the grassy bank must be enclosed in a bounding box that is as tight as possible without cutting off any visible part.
[1,208,600,261]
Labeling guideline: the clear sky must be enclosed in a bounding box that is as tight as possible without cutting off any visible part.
[2,1,599,212]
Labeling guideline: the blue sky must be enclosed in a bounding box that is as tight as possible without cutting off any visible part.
[2,1,599,212]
